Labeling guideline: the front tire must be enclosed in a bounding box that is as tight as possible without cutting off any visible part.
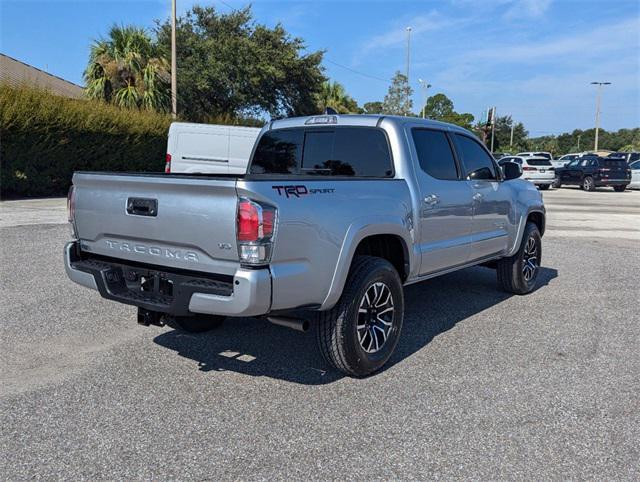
[171,315,226,333]
[552,176,562,188]
[497,222,542,295]
[317,256,404,377]
[582,176,595,191]
[613,185,626,192]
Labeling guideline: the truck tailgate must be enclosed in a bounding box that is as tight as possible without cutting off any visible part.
[72,172,240,275]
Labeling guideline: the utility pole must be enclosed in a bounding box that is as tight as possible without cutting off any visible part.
[490,107,496,153]
[418,79,431,118]
[171,0,177,119]
[590,81,611,152]
[405,27,411,113]
[509,122,514,149]
[577,134,581,151]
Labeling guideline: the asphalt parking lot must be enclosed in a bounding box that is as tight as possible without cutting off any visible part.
[1,188,639,480]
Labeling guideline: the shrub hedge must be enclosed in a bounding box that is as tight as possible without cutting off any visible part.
[1,84,173,198]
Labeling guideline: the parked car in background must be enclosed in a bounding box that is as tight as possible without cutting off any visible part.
[499,156,555,190]
[607,152,640,165]
[629,160,640,190]
[554,156,631,191]
[492,152,511,160]
[516,151,553,160]
[552,153,580,169]
[165,122,261,174]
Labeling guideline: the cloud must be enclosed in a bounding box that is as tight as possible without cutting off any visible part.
[503,0,553,20]
[360,11,464,53]
[468,16,640,63]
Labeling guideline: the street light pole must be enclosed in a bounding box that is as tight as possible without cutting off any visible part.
[171,0,177,119]
[418,79,431,119]
[405,27,411,113]
[590,81,611,152]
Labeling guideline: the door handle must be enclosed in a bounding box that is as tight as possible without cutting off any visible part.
[473,192,483,201]
[423,194,440,206]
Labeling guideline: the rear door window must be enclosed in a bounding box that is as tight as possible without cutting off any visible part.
[453,134,498,180]
[411,129,459,180]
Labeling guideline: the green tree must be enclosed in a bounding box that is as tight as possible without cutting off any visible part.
[316,81,359,114]
[382,72,413,116]
[491,115,529,153]
[362,101,384,114]
[423,93,474,129]
[155,6,325,120]
[84,25,170,112]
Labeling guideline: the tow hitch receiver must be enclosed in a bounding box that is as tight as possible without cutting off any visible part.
[137,308,166,327]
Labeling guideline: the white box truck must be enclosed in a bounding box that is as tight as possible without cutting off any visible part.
[165,122,262,174]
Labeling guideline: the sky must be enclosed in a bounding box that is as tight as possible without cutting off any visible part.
[1,0,639,135]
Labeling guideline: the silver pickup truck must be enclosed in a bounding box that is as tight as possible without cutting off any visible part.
[65,114,545,377]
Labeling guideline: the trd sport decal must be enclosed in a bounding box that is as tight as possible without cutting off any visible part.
[272,185,335,198]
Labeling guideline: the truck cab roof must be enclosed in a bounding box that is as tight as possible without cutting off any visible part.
[268,114,472,135]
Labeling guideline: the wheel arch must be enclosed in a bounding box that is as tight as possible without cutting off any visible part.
[320,217,415,311]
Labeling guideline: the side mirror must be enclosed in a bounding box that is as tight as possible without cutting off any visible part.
[501,161,522,180]
[468,167,495,180]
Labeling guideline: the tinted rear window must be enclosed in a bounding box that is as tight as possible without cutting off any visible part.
[250,129,303,174]
[526,158,552,166]
[602,159,627,168]
[250,127,392,177]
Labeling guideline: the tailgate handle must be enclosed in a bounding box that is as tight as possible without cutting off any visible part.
[127,197,158,217]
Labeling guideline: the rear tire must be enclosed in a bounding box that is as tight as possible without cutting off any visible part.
[172,315,226,333]
[613,185,626,192]
[539,184,550,190]
[582,176,595,191]
[317,256,404,377]
[552,176,561,188]
[497,222,541,295]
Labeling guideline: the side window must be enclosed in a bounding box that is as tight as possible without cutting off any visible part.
[453,134,497,180]
[411,129,459,180]
[250,129,303,174]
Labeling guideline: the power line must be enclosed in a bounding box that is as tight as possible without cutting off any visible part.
[324,59,389,84]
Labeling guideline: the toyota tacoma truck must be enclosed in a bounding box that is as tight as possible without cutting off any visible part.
[65,115,545,377]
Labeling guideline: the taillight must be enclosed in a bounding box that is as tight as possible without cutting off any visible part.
[67,185,75,223]
[67,185,77,238]
[236,198,277,265]
[548,167,555,171]
[165,153,172,173]
[523,166,536,171]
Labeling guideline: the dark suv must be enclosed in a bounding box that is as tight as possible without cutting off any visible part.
[555,156,631,191]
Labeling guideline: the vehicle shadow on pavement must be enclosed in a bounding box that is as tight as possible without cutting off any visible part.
[153,266,557,385]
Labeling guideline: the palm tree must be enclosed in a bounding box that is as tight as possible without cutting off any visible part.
[84,25,170,112]
[317,81,360,114]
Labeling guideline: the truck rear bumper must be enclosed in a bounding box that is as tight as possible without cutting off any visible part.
[64,242,271,317]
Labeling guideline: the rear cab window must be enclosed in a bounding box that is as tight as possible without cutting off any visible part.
[250,127,393,177]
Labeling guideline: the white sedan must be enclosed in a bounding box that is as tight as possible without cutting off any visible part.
[499,156,555,190]
[629,160,640,190]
